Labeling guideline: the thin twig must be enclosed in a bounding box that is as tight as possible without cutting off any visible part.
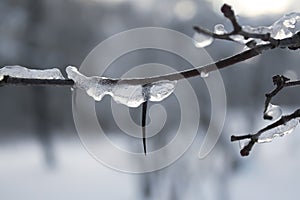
[263,75,300,119]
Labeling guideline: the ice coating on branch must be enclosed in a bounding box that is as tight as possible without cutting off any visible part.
[0,65,65,80]
[66,66,117,102]
[257,118,299,143]
[193,32,214,48]
[66,66,177,107]
[149,80,177,101]
[229,35,252,45]
[264,103,283,120]
[271,12,300,39]
[240,12,300,44]
[227,12,300,46]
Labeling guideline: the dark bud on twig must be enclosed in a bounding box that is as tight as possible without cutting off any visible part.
[221,4,234,18]
[263,114,273,120]
[272,75,289,86]
[240,140,255,157]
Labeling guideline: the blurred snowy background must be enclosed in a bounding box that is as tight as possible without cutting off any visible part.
[1,0,300,199]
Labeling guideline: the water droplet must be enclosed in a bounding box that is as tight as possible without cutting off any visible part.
[214,24,226,35]
[193,32,213,48]
[265,103,282,120]
[200,71,209,78]
[229,35,249,44]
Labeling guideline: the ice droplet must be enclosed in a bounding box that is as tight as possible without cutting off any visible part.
[0,65,65,80]
[214,24,226,35]
[193,32,213,48]
[149,80,176,101]
[66,66,177,107]
[265,103,283,120]
[229,35,249,44]
[257,118,299,143]
[200,70,209,78]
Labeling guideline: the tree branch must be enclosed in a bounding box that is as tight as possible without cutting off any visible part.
[1,4,299,87]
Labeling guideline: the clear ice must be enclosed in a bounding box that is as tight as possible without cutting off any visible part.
[264,103,283,120]
[66,66,177,107]
[214,24,227,35]
[193,32,214,48]
[0,65,65,80]
[257,118,299,143]
[233,12,300,45]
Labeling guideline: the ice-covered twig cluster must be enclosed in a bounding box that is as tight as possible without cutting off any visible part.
[231,75,300,156]
[193,4,300,49]
[231,109,300,156]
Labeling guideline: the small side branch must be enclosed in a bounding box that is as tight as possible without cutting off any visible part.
[263,75,300,119]
[194,4,279,48]
[231,109,300,156]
